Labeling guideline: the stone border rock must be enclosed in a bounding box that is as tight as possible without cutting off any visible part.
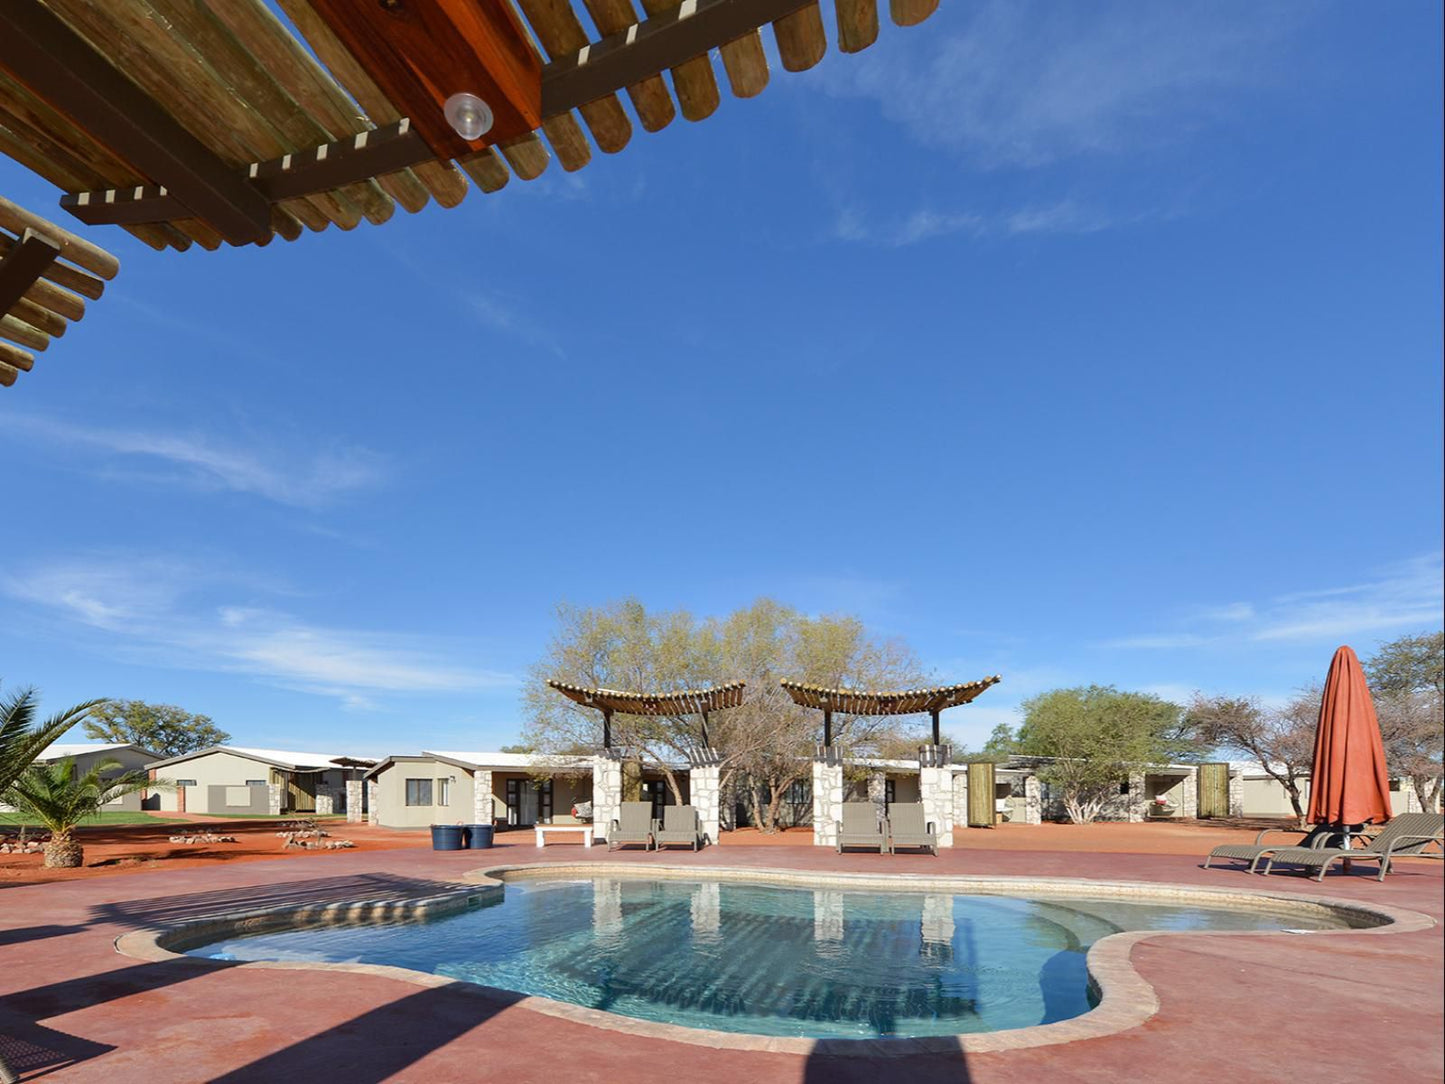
[115,863,1436,1058]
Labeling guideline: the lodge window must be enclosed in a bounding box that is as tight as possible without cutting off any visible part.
[405,778,433,806]
[787,780,810,805]
[885,780,896,805]
[244,779,265,786]
[176,779,197,787]
[437,778,451,806]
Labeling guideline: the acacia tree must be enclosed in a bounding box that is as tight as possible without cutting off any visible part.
[522,598,925,831]
[1365,631,1444,811]
[82,700,228,758]
[1017,686,1189,823]
[1187,690,1318,824]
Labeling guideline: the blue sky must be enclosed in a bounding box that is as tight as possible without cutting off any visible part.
[2,1,1440,757]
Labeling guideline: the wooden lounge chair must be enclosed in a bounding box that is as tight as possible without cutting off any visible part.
[1204,824,1341,872]
[607,801,655,851]
[654,805,704,850]
[886,802,938,856]
[1261,812,1444,882]
[836,802,886,853]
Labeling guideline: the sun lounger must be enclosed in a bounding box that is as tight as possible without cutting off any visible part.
[1203,824,1341,872]
[654,805,704,850]
[1261,812,1444,882]
[886,802,938,855]
[836,801,886,853]
[607,801,655,851]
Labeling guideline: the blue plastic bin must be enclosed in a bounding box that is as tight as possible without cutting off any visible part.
[430,824,465,851]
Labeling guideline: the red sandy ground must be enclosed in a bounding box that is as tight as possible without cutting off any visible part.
[0,822,1439,1083]
[0,815,427,887]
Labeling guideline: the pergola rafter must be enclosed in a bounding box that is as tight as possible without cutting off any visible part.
[780,676,1001,747]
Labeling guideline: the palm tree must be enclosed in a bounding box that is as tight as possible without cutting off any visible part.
[4,757,153,868]
[0,685,108,794]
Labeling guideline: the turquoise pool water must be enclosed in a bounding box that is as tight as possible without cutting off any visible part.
[191,878,1347,1038]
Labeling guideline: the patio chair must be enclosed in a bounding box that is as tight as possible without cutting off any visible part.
[1203,824,1341,872]
[1261,812,1444,882]
[886,802,938,856]
[654,805,705,850]
[607,801,655,851]
[836,802,886,853]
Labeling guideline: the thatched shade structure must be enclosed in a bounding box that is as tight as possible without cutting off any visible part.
[546,679,746,748]
[780,676,1001,746]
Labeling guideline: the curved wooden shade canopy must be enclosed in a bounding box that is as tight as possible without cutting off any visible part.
[781,676,1000,747]
[547,679,746,717]
[779,677,1001,716]
[0,0,945,251]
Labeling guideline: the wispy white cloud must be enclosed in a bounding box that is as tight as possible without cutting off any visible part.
[832,199,1147,246]
[1105,554,1444,650]
[4,554,513,704]
[815,1,1300,168]
[3,415,385,509]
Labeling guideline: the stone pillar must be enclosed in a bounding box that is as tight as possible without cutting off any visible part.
[689,758,721,845]
[1127,771,1147,822]
[1181,771,1198,819]
[952,768,969,830]
[366,779,379,825]
[867,771,887,820]
[1024,774,1042,825]
[346,779,364,823]
[1400,779,1421,814]
[472,768,494,825]
[592,755,623,842]
[812,752,844,848]
[266,783,283,816]
[1228,769,1244,817]
[314,788,334,816]
[918,763,954,848]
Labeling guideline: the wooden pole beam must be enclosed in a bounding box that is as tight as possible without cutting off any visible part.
[0,2,272,244]
[0,229,60,321]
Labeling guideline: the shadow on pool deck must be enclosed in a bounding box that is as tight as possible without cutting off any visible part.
[87,872,466,930]
[0,1018,114,1082]
[206,984,526,1084]
[804,1037,971,1082]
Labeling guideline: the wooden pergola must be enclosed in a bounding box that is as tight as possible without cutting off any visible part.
[780,675,1001,746]
[546,678,745,749]
[0,196,116,387]
[0,0,944,252]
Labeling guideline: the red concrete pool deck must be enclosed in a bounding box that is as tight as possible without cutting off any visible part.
[1,836,1439,1083]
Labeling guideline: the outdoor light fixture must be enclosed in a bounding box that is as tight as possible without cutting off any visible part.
[444,92,493,141]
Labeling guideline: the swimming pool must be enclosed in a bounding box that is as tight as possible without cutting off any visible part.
[189,876,1352,1039]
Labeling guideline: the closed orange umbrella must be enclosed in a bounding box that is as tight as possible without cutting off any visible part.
[1307,646,1393,831]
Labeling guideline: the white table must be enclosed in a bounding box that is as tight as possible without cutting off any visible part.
[534,824,594,847]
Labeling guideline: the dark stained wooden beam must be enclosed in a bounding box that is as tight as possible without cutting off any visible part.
[0,1,272,244]
[542,0,814,115]
[0,229,60,321]
[63,120,432,226]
